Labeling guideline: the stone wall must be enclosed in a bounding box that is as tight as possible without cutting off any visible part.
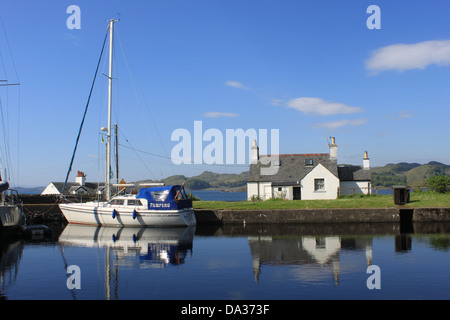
[413,208,450,222]
[195,207,450,225]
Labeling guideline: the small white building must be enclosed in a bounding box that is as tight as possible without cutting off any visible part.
[41,171,105,196]
[247,138,371,200]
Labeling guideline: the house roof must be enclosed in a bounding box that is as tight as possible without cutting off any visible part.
[68,185,87,193]
[49,182,105,195]
[248,153,339,184]
[248,153,371,184]
[337,166,371,181]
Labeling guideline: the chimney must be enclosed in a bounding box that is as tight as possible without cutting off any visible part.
[251,139,259,164]
[363,151,370,170]
[329,137,337,161]
[76,171,86,186]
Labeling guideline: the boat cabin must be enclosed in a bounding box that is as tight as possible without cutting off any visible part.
[135,185,193,210]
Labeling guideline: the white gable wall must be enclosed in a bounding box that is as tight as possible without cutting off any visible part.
[339,181,371,195]
[41,183,61,195]
[301,163,339,200]
[272,186,292,200]
[247,182,273,200]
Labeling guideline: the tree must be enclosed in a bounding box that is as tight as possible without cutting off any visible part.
[426,175,450,193]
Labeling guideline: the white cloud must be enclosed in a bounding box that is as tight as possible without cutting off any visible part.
[203,111,239,118]
[366,39,450,73]
[314,118,368,130]
[285,97,363,116]
[270,99,284,106]
[64,33,82,46]
[386,110,413,120]
[225,80,248,89]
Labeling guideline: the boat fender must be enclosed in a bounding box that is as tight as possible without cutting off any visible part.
[112,209,117,219]
[0,181,9,193]
[112,234,116,242]
[132,209,137,220]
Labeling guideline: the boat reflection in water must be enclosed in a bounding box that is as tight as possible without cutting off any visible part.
[59,225,195,268]
[0,238,24,299]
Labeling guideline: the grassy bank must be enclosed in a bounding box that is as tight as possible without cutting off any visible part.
[193,191,450,210]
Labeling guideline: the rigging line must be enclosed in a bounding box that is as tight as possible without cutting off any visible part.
[0,97,6,170]
[115,29,176,175]
[0,14,20,82]
[116,127,156,180]
[0,14,21,186]
[0,97,12,181]
[117,142,249,168]
[62,28,109,195]
[16,85,20,186]
[118,142,171,159]
[58,244,77,300]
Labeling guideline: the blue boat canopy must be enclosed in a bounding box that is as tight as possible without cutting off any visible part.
[136,185,192,210]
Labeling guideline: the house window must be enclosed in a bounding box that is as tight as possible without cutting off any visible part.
[277,187,282,192]
[314,179,325,191]
[305,159,313,166]
[315,237,326,249]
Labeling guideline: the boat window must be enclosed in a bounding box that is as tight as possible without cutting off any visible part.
[151,190,170,201]
[174,187,188,200]
[109,199,124,205]
[127,199,142,206]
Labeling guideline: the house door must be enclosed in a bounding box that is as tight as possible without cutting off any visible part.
[293,187,301,200]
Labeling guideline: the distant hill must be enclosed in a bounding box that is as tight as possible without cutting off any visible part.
[20,161,449,193]
[136,171,249,191]
[158,162,448,190]
[16,186,45,194]
[372,161,450,187]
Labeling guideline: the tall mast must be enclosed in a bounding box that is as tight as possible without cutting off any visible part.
[115,123,119,185]
[105,19,115,201]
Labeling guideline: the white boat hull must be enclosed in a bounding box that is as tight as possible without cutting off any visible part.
[59,203,196,227]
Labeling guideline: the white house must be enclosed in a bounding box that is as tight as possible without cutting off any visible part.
[247,138,371,200]
[41,171,105,196]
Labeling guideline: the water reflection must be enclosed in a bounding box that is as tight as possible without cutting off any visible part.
[58,225,196,300]
[0,238,24,299]
[59,225,195,267]
[247,231,372,285]
[210,222,450,287]
[0,222,448,299]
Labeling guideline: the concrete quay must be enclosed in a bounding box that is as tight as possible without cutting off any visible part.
[194,207,450,225]
[20,195,450,225]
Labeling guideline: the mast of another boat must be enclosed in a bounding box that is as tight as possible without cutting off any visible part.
[105,19,116,201]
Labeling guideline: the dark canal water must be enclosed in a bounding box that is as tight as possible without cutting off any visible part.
[1,221,449,301]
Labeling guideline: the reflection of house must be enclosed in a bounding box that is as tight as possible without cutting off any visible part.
[41,171,105,196]
[247,137,371,200]
[248,235,373,285]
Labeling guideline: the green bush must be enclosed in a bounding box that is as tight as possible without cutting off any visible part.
[426,175,450,193]
[186,193,201,201]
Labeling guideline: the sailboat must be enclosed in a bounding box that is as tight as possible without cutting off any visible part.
[0,95,25,236]
[0,180,25,237]
[0,24,25,236]
[59,20,196,227]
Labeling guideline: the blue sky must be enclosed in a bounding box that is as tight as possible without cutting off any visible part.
[0,0,450,187]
